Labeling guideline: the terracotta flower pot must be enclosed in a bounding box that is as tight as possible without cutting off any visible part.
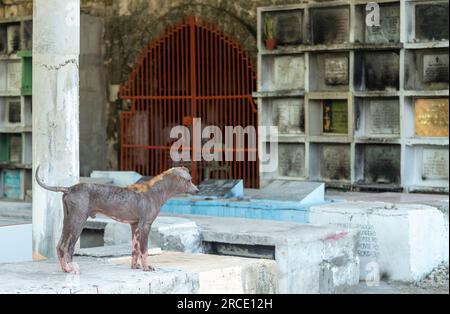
[265,38,278,50]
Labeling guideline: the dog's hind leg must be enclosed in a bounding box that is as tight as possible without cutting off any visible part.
[137,222,154,272]
[130,223,141,269]
[57,197,88,274]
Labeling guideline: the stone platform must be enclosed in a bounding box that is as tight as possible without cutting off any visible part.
[0,252,277,294]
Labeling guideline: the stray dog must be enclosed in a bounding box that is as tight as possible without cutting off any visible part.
[36,166,199,274]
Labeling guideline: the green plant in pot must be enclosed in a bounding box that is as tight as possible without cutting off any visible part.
[264,16,277,50]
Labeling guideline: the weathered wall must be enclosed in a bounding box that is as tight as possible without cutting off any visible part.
[0,0,303,172]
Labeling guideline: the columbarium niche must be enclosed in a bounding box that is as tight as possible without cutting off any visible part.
[278,143,306,178]
[355,98,400,138]
[354,2,400,44]
[405,49,449,91]
[262,9,305,47]
[355,144,401,186]
[309,52,350,91]
[310,6,350,45]
[407,2,449,43]
[260,55,305,92]
[310,143,351,182]
[354,51,400,91]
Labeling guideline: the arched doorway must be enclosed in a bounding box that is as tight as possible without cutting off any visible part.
[119,17,259,188]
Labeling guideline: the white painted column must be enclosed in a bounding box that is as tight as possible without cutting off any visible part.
[32,0,80,259]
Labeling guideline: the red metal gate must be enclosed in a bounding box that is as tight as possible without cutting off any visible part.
[119,17,259,188]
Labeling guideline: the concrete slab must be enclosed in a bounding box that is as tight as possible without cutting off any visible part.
[75,244,162,258]
[197,180,244,199]
[166,214,360,294]
[90,171,142,187]
[0,252,277,294]
[113,252,278,294]
[246,181,325,204]
[0,223,32,264]
[310,202,448,282]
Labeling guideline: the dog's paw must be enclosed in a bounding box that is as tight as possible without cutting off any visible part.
[131,263,141,270]
[63,262,80,275]
[142,265,155,272]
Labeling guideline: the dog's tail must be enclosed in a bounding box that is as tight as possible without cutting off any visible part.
[35,165,70,193]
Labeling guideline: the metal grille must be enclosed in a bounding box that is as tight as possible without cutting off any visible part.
[119,17,259,188]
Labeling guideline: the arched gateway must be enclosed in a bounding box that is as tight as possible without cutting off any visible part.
[120,17,259,188]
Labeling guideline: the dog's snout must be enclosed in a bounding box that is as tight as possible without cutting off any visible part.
[189,183,200,194]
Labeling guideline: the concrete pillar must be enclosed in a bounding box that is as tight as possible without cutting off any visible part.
[32,0,80,259]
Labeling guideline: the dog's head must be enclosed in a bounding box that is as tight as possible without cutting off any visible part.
[165,167,200,195]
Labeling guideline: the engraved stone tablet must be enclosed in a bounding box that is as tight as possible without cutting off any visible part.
[6,24,20,54]
[422,149,449,180]
[320,145,350,181]
[273,56,305,90]
[415,99,449,137]
[415,4,449,42]
[323,100,348,134]
[7,62,21,92]
[366,99,400,135]
[9,135,22,163]
[325,57,349,85]
[364,52,399,91]
[423,54,449,84]
[274,99,304,134]
[365,3,400,43]
[363,145,400,184]
[311,7,350,44]
[273,10,303,45]
[278,144,305,178]
[8,100,21,123]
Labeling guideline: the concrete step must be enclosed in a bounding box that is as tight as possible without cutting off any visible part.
[0,252,276,294]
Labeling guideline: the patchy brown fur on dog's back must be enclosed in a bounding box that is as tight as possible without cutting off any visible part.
[127,168,192,193]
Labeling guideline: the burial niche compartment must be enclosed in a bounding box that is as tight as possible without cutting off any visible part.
[309,52,349,92]
[354,51,400,91]
[311,6,350,45]
[310,143,351,182]
[263,10,304,46]
[414,98,449,138]
[414,3,449,42]
[260,55,305,91]
[308,99,349,136]
[6,23,20,54]
[355,144,401,186]
[355,98,400,137]
[278,143,306,178]
[0,133,22,164]
[354,2,400,44]
[405,49,449,91]
[0,25,6,55]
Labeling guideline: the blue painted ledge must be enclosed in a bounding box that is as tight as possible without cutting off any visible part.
[162,197,331,223]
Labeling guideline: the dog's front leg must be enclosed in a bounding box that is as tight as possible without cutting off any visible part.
[137,222,154,272]
[130,223,141,269]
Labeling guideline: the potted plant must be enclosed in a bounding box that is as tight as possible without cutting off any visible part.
[264,16,277,50]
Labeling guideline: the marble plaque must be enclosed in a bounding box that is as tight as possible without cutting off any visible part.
[278,144,305,178]
[6,24,20,54]
[423,54,449,84]
[325,57,349,85]
[363,145,400,184]
[415,4,449,41]
[320,145,350,181]
[7,62,21,92]
[273,10,303,45]
[323,100,348,134]
[364,52,399,91]
[365,4,400,43]
[8,100,21,123]
[275,99,304,134]
[415,99,449,137]
[9,135,22,163]
[273,56,305,90]
[312,7,350,44]
[366,99,400,135]
[422,149,449,180]
[0,26,6,54]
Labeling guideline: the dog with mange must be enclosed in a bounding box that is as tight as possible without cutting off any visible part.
[35,166,199,274]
